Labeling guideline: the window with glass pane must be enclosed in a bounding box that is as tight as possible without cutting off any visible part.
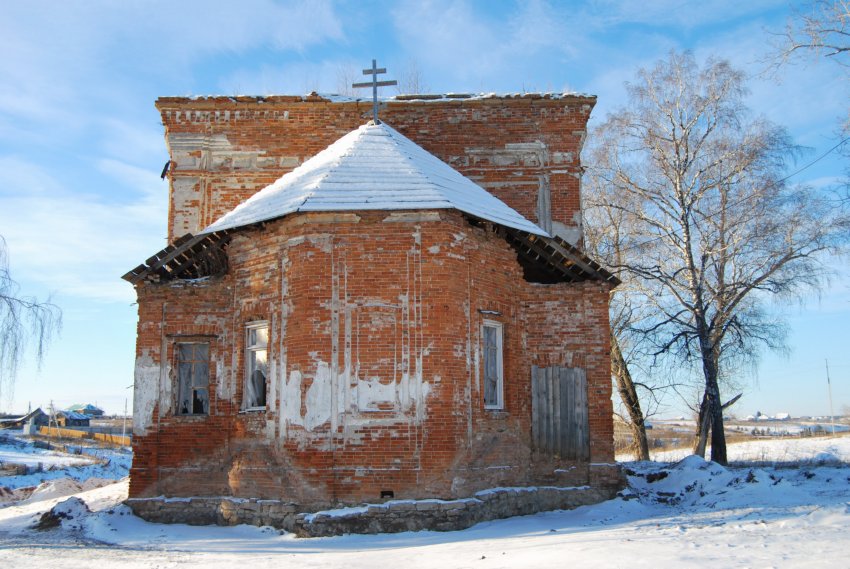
[482,321,503,409]
[244,322,269,409]
[176,342,209,415]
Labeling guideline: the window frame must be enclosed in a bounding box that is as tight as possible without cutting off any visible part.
[175,341,210,416]
[481,319,504,410]
[243,320,269,411]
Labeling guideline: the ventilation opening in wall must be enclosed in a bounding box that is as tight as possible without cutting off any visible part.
[380,490,394,499]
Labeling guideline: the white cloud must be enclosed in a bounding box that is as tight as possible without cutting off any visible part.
[0,156,166,303]
[97,118,166,165]
[390,0,583,91]
[104,0,344,64]
[585,0,783,29]
[0,156,64,197]
[577,10,847,149]
[391,0,500,83]
[0,1,347,307]
[0,1,344,126]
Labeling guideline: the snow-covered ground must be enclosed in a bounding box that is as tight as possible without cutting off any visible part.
[0,432,131,491]
[1,433,849,568]
[647,435,850,465]
[619,433,850,465]
[727,421,849,437]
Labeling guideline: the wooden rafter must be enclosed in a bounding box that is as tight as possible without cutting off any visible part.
[123,222,617,288]
[121,231,231,284]
[504,228,619,285]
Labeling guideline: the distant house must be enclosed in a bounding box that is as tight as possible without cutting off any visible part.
[56,410,91,427]
[0,408,49,429]
[67,404,104,417]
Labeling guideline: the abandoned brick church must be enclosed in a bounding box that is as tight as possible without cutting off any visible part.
[123,91,623,533]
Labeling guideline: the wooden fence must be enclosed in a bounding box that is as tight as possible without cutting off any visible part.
[38,426,131,447]
[531,366,589,461]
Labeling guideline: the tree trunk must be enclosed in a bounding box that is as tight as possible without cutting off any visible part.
[706,378,727,464]
[694,392,741,460]
[611,334,650,461]
[695,328,729,465]
[693,392,710,457]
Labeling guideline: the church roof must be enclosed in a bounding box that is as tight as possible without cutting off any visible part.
[200,121,547,237]
[123,121,619,287]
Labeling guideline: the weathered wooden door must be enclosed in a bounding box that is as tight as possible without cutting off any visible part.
[531,366,589,460]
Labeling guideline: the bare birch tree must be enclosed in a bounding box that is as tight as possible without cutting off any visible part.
[773,1,850,200]
[775,1,850,69]
[584,181,657,460]
[584,51,848,465]
[0,237,61,399]
[396,59,430,95]
[335,63,359,97]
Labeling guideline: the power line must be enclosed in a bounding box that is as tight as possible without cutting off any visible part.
[596,136,849,257]
[778,136,850,184]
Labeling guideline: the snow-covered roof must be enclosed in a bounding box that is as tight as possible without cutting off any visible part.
[175,91,596,104]
[200,121,547,236]
[59,411,90,421]
[67,404,103,416]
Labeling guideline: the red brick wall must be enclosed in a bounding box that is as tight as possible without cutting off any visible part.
[156,94,594,244]
[521,282,616,463]
[129,210,616,506]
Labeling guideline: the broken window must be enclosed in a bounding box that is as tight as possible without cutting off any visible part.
[176,342,209,415]
[244,322,269,409]
[482,320,504,409]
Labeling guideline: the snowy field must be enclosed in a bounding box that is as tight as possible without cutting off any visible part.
[0,432,131,493]
[0,433,849,568]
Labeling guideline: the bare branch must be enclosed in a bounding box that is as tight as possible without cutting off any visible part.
[584,50,850,465]
[0,237,62,401]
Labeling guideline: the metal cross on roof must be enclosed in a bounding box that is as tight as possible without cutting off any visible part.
[352,59,397,124]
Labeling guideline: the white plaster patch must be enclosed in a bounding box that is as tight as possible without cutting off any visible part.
[133,350,159,436]
[451,233,466,246]
[551,220,581,246]
[337,364,349,417]
[170,177,201,234]
[214,356,233,401]
[356,377,397,411]
[289,213,360,227]
[282,369,303,427]
[305,362,332,431]
[285,236,308,248]
[383,212,441,223]
[428,245,440,254]
[551,151,574,164]
[192,314,224,326]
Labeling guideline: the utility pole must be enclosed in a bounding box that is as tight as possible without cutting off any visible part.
[826,359,836,437]
[121,397,127,442]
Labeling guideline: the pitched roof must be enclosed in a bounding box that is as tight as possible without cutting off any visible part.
[200,121,547,237]
[68,403,103,414]
[59,410,90,421]
[123,121,619,287]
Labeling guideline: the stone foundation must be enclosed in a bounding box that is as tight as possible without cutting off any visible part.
[126,484,620,537]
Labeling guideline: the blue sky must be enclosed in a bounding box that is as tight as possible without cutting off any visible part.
[0,0,847,418]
